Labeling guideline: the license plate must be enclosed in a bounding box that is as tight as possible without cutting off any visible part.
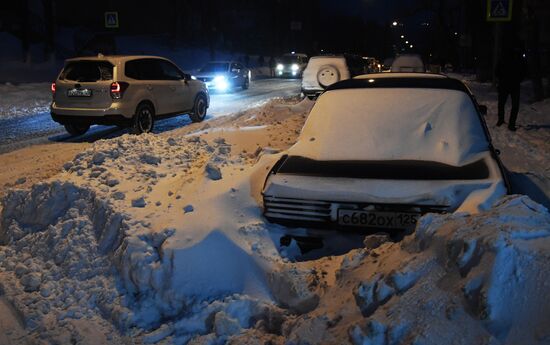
[338,209,419,229]
[67,88,92,97]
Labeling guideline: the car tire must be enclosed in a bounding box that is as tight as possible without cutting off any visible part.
[317,65,340,88]
[131,103,155,134]
[242,78,250,90]
[64,123,90,136]
[189,95,207,122]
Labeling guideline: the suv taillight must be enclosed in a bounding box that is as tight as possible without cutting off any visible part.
[110,81,129,99]
[51,82,56,94]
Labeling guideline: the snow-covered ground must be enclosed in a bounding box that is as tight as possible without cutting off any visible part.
[0,78,549,344]
[0,82,52,120]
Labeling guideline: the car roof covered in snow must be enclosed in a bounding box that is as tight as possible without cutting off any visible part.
[325,74,471,95]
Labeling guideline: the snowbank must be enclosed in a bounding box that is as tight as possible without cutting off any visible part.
[285,195,550,345]
[0,94,549,344]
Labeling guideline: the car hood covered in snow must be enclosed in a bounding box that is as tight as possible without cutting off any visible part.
[290,88,489,166]
[264,87,507,213]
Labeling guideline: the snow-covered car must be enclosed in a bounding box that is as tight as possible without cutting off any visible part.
[276,53,308,78]
[194,61,250,92]
[262,73,509,230]
[391,54,425,73]
[51,55,209,135]
[301,55,366,100]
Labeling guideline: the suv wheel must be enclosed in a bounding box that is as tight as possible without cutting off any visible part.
[190,95,207,122]
[64,123,90,136]
[131,103,155,134]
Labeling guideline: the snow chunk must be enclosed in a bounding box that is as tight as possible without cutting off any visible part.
[205,163,223,180]
[131,197,146,208]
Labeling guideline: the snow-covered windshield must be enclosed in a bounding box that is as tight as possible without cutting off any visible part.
[289,88,489,166]
[200,62,229,73]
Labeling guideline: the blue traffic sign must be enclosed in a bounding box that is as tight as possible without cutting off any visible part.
[487,0,513,22]
[105,12,119,28]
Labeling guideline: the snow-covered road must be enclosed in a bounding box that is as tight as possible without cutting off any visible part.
[0,78,301,154]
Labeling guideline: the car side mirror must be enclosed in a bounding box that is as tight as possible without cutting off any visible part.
[478,104,488,115]
[182,73,191,83]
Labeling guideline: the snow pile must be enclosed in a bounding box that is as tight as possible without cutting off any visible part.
[0,94,549,344]
[279,196,550,345]
[0,181,132,342]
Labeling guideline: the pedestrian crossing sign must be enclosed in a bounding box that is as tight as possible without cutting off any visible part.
[487,0,513,22]
[105,12,119,28]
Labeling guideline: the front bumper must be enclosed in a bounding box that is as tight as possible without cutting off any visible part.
[262,194,447,230]
[301,87,323,98]
[277,68,302,77]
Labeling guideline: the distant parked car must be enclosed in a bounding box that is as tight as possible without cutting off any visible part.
[301,54,367,100]
[391,54,425,72]
[194,61,250,92]
[51,55,209,136]
[276,53,308,78]
[262,73,509,230]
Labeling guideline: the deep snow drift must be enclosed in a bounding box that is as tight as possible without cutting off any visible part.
[0,87,549,344]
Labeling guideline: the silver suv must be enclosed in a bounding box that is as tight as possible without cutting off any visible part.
[51,55,209,135]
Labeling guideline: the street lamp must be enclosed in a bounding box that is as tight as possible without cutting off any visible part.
[392,21,398,27]
[410,44,414,48]
[401,35,405,39]
[405,41,409,44]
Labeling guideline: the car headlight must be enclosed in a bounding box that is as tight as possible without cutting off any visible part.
[213,75,229,91]
[276,64,284,70]
[291,64,299,71]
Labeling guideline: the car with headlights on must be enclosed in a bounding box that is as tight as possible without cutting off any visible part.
[262,73,509,231]
[50,55,209,136]
[194,61,250,92]
[276,53,308,78]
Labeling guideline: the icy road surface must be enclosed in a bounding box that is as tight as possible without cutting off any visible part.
[0,78,301,154]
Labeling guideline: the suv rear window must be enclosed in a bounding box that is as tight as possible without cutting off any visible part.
[60,61,113,82]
